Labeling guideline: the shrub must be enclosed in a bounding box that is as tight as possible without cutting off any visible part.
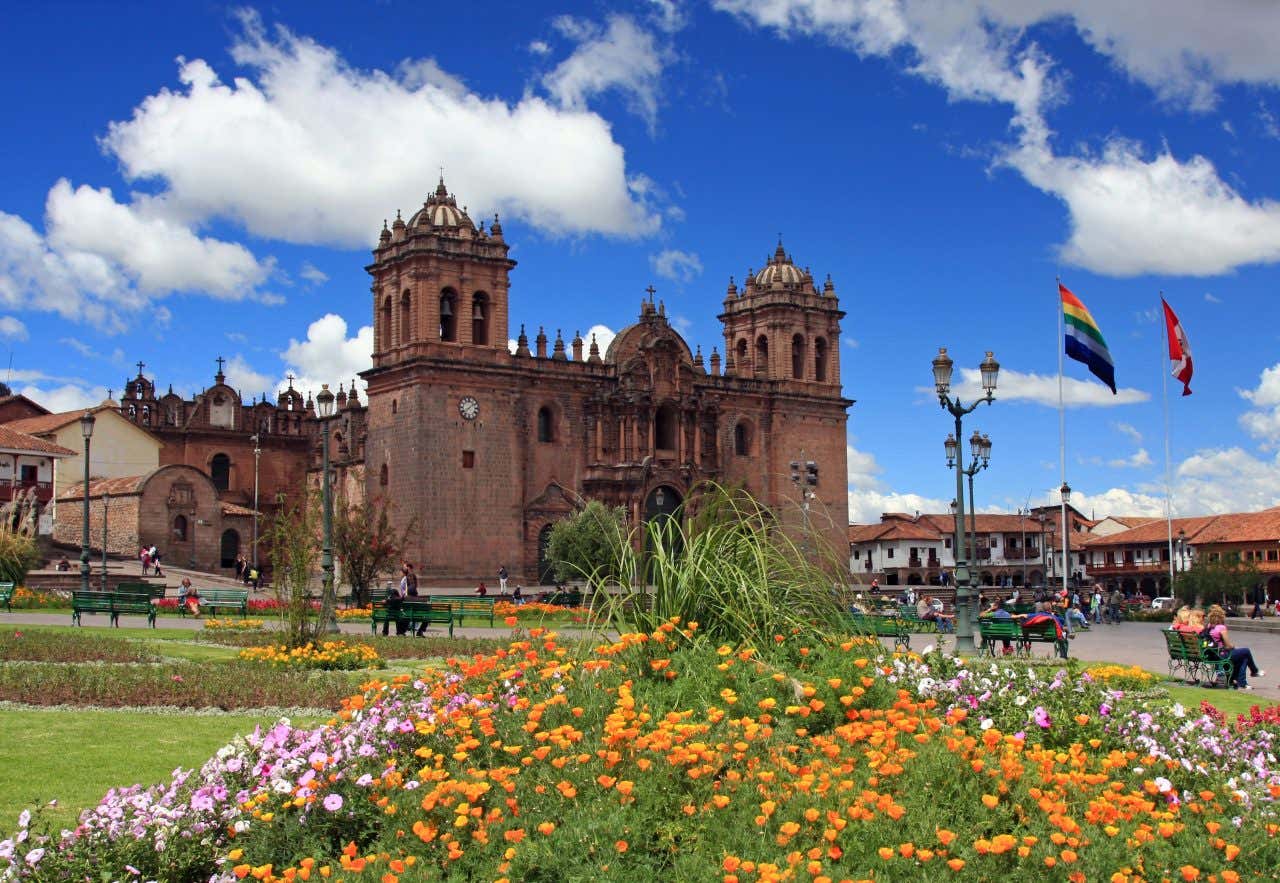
[0,529,39,584]
[8,587,68,610]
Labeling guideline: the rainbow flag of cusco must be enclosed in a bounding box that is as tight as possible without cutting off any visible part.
[1060,282,1116,394]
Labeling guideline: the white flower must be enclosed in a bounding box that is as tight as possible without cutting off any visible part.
[1154,777,1172,793]
[25,847,45,866]
[1014,695,1028,707]
[272,779,293,794]
[980,718,994,730]
[16,810,29,829]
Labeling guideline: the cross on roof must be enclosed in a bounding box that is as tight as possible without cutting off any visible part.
[215,355,225,374]
[135,360,145,376]
[286,372,295,389]
[645,285,656,302]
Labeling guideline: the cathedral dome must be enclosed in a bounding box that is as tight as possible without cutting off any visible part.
[753,242,805,287]
[407,176,473,230]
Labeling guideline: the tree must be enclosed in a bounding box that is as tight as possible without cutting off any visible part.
[545,500,630,586]
[263,492,323,646]
[333,491,417,607]
[1174,552,1259,608]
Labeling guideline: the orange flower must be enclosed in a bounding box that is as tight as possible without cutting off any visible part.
[723,857,742,872]
[503,829,525,843]
[947,859,965,871]
[1060,849,1078,864]
[981,794,999,809]
[1179,867,1200,881]
[615,841,628,853]
[877,847,894,860]
[936,829,956,847]
[537,822,556,835]
[504,616,517,627]
[1224,844,1240,861]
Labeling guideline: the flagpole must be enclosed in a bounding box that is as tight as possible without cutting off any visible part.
[1057,276,1068,598]
[1161,294,1175,595]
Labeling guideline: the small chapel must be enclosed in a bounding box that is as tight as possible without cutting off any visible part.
[362,177,853,582]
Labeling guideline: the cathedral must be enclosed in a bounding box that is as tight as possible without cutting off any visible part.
[363,178,852,583]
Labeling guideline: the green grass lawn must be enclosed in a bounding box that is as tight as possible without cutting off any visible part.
[1164,684,1271,718]
[0,709,325,832]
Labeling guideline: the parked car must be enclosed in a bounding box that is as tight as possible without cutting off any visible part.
[1150,596,1175,610]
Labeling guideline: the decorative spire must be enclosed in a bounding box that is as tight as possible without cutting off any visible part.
[823,273,835,295]
[435,172,448,198]
[346,380,360,406]
[694,344,705,373]
[709,347,721,376]
[724,348,736,377]
[516,323,531,357]
[491,212,503,239]
[587,332,602,364]
[379,219,390,244]
[552,328,567,360]
[535,326,548,359]
[571,329,584,361]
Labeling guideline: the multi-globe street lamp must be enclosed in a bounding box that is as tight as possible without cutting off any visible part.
[316,384,339,634]
[933,347,1000,654]
[79,411,96,593]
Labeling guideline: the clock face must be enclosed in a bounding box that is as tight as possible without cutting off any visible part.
[459,396,479,421]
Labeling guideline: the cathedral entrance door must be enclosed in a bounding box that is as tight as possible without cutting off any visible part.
[537,524,555,586]
[220,529,240,569]
[643,485,684,565]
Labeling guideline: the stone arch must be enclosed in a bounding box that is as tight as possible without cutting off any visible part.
[400,289,413,344]
[220,529,240,569]
[439,288,458,342]
[472,292,489,345]
[755,334,769,376]
[536,404,557,443]
[210,453,231,492]
[791,334,806,379]
[815,336,829,382]
[172,514,188,541]
[736,338,748,369]
[907,572,924,585]
[381,295,393,347]
[733,418,752,456]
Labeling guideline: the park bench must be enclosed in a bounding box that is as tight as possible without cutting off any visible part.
[1164,630,1233,687]
[179,588,249,618]
[71,590,157,628]
[978,617,1068,659]
[430,595,496,626]
[116,582,165,601]
[0,581,14,612]
[370,599,454,637]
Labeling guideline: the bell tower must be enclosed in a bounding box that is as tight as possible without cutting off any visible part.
[368,176,516,367]
[718,240,844,385]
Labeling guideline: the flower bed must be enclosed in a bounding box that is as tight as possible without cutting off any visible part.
[493,600,594,621]
[203,619,267,631]
[6,587,68,610]
[238,641,384,671]
[6,623,1277,882]
[337,606,372,620]
[0,629,157,664]
[0,661,358,710]
[195,631,507,658]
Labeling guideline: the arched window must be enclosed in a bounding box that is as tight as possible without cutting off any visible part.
[654,403,677,451]
[210,453,231,492]
[439,289,457,342]
[381,296,393,347]
[379,463,388,487]
[220,529,240,569]
[400,289,413,344]
[736,338,748,367]
[755,335,769,376]
[472,292,489,346]
[537,406,554,443]
[734,420,751,456]
[814,336,828,382]
[791,334,806,379]
[172,514,188,541]
[391,399,398,415]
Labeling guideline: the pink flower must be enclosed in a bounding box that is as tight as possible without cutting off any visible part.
[323,793,343,812]
[1032,706,1051,729]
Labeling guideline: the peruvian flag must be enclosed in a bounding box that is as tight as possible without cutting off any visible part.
[1161,298,1193,396]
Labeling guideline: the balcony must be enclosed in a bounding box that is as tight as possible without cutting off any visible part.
[1088,559,1171,573]
[0,480,53,503]
[907,556,941,569]
[1001,547,1039,561]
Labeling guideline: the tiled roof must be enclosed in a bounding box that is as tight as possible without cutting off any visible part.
[221,501,260,517]
[7,402,116,436]
[1080,511,1280,547]
[58,475,148,499]
[0,425,76,457]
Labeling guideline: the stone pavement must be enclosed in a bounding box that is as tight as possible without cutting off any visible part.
[4,610,1279,703]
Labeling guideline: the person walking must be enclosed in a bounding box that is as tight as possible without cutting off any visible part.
[140,546,150,575]
[152,549,164,578]
[498,566,509,594]
[1250,583,1265,620]
[1090,586,1103,624]
[1108,586,1124,624]
[235,554,246,582]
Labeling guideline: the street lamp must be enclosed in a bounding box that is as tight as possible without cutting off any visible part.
[933,346,999,653]
[251,434,262,571]
[317,384,338,634]
[1018,508,1028,589]
[79,411,95,593]
[1037,513,1048,585]
[1176,528,1187,573]
[1059,482,1073,595]
[964,430,991,568]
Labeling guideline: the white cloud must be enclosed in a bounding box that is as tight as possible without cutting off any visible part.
[298,262,328,286]
[1174,447,1280,513]
[843,336,859,349]
[940,367,1148,408]
[0,316,27,341]
[1106,448,1152,469]
[1239,362,1280,443]
[280,313,373,397]
[647,0,687,33]
[223,354,274,397]
[544,15,666,130]
[716,0,1280,277]
[18,383,108,413]
[1113,421,1142,444]
[846,441,950,523]
[528,40,551,56]
[60,338,96,358]
[1204,292,1222,304]
[100,12,658,246]
[650,248,702,283]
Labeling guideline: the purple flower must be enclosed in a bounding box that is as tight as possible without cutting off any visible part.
[1032,706,1052,729]
[323,793,343,812]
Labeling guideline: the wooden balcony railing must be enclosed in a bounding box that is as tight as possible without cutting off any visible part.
[0,480,53,503]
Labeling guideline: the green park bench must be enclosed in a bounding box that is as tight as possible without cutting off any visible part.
[430,595,496,626]
[370,598,454,637]
[179,588,249,617]
[0,582,15,612]
[1163,630,1232,687]
[71,590,157,628]
[977,619,1023,657]
[116,582,166,601]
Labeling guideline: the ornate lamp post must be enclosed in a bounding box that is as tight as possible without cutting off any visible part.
[316,385,338,634]
[79,411,96,593]
[251,434,261,571]
[934,347,999,653]
[966,431,991,568]
[1059,482,1073,595]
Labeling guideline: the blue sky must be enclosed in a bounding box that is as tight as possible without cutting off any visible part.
[3,1,1280,522]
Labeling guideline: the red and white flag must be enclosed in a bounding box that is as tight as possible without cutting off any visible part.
[1161,298,1193,396]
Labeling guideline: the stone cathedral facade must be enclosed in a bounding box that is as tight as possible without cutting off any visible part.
[363,178,852,583]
